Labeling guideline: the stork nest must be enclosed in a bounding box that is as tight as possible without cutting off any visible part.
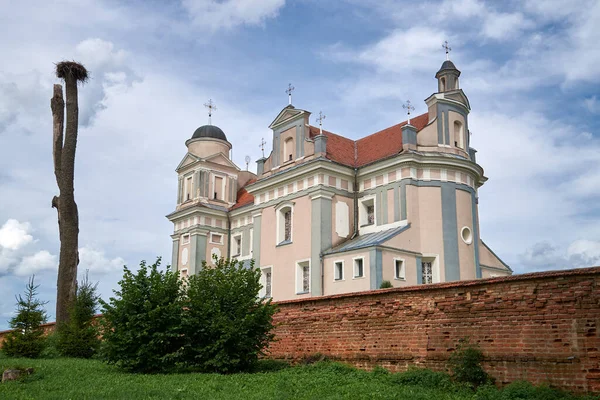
[55,61,89,82]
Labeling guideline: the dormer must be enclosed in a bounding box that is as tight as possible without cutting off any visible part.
[268,105,311,168]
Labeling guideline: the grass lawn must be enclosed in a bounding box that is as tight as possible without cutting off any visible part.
[0,356,597,400]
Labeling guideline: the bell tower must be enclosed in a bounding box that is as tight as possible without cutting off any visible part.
[436,41,460,93]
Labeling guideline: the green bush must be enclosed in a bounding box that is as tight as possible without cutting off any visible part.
[100,256,277,374]
[391,367,454,390]
[448,338,490,388]
[100,258,186,373]
[2,276,48,358]
[379,280,393,289]
[182,257,277,373]
[474,380,583,400]
[56,273,101,358]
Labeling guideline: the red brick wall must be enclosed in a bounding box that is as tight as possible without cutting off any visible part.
[267,267,600,393]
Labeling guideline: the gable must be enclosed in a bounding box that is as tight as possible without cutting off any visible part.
[444,90,471,110]
[176,153,201,171]
[269,105,308,129]
[204,152,240,170]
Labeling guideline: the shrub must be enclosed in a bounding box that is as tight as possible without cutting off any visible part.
[379,280,393,289]
[391,367,454,390]
[2,276,48,358]
[448,338,490,388]
[182,257,277,373]
[100,258,186,373]
[56,273,101,358]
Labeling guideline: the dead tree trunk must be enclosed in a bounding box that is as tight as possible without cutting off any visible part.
[51,61,88,325]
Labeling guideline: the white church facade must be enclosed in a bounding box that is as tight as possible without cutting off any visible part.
[166,55,512,301]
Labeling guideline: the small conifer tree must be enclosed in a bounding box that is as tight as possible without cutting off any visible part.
[3,276,48,358]
[57,272,101,358]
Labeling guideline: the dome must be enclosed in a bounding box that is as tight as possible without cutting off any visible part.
[436,60,461,78]
[191,125,228,141]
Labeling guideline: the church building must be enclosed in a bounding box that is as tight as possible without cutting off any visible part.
[166,54,512,301]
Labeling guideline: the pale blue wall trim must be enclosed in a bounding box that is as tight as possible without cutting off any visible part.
[189,235,197,274]
[381,188,388,224]
[400,183,407,220]
[171,239,179,273]
[472,194,482,278]
[253,215,262,267]
[311,195,333,296]
[441,185,460,281]
[393,185,400,222]
[296,125,304,157]
[416,256,423,284]
[196,234,207,271]
[369,248,382,290]
[444,111,450,145]
[437,111,444,144]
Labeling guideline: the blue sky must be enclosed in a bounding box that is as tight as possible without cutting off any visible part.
[1,0,599,329]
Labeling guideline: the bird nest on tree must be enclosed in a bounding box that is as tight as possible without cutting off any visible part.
[55,61,89,82]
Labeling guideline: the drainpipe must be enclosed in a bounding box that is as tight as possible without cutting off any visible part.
[226,212,231,259]
[320,253,324,296]
[351,167,359,239]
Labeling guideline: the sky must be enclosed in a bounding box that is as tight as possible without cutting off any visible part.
[0,0,599,329]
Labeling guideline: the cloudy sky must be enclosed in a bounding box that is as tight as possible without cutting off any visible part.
[1,0,599,328]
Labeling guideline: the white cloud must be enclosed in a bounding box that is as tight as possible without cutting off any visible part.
[519,239,600,271]
[79,247,125,275]
[0,219,33,251]
[181,0,286,31]
[13,250,57,277]
[481,12,531,40]
[584,96,600,114]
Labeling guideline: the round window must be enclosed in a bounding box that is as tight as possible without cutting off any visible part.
[461,227,473,244]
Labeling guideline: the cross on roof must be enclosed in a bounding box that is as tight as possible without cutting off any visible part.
[402,100,415,125]
[259,138,267,158]
[442,40,451,60]
[204,99,217,125]
[316,111,326,134]
[285,83,295,105]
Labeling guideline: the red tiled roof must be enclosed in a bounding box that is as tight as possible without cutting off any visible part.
[309,112,429,168]
[231,179,256,210]
[356,112,429,167]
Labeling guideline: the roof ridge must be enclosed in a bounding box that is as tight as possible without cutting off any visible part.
[356,112,428,143]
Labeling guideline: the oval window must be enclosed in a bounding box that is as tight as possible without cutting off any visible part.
[461,227,473,244]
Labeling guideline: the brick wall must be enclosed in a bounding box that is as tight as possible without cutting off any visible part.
[267,267,600,393]
[1,268,598,392]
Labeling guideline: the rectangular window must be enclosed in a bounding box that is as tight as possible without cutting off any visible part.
[185,176,193,201]
[395,259,405,280]
[422,261,433,284]
[210,233,223,245]
[302,265,310,292]
[214,176,223,200]
[360,197,375,227]
[284,210,291,241]
[181,234,190,244]
[265,270,272,297]
[354,258,364,278]
[334,261,343,281]
[296,260,310,293]
[232,234,242,257]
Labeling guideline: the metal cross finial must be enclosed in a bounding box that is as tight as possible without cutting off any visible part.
[442,41,452,60]
[204,99,217,125]
[316,111,326,134]
[402,100,415,125]
[285,83,295,105]
[259,138,267,158]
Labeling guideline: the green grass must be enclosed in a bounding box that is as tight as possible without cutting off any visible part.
[0,356,597,400]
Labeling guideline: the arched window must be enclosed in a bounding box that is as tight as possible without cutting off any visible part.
[276,204,293,244]
[284,137,294,162]
[454,121,464,149]
[440,77,446,92]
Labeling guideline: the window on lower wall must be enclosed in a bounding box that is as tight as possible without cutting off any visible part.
[422,261,433,284]
[260,267,272,298]
[181,234,190,244]
[296,260,310,293]
[353,258,364,278]
[394,259,405,280]
[334,261,344,281]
